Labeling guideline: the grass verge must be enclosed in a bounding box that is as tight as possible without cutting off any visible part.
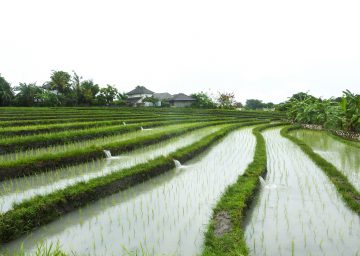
[281,126,360,215]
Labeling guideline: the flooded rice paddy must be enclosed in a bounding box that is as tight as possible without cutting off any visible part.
[0,125,223,213]
[291,129,360,191]
[1,127,256,255]
[245,128,360,256]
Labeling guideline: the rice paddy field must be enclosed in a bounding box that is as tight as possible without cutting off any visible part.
[0,107,359,256]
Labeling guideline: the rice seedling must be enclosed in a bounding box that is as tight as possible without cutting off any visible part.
[291,128,360,191]
[0,124,261,255]
[0,125,224,213]
[8,107,356,256]
[0,122,258,244]
[0,118,235,154]
[0,115,225,137]
[282,126,360,214]
[244,127,360,256]
[1,121,257,180]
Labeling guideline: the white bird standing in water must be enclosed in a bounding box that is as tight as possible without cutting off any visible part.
[103,150,112,158]
[259,176,277,189]
[173,159,182,168]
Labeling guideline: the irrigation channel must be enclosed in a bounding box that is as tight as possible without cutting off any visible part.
[291,129,360,192]
[244,127,360,256]
[1,127,256,255]
[0,125,223,213]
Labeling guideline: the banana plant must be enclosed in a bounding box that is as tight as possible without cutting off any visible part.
[287,95,318,124]
[286,93,345,130]
[339,90,360,132]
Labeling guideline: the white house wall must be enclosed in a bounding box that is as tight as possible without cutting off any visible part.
[128,94,153,98]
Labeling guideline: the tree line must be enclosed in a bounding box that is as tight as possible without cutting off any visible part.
[0,71,127,107]
[191,92,274,110]
[1,71,276,109]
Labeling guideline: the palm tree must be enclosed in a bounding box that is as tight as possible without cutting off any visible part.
[0,74,14,106]
[72,71,83,104]
[46,70,72,94]
[14,83,41,106]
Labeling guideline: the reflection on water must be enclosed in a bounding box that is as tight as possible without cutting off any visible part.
[0,126,223,213]
[1,128,256,256]
[292,129,360,191]
[245,128,360,256]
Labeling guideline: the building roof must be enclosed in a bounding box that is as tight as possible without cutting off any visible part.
[127,86,154,95]
[153,92,172,100]
[170,93,195,101]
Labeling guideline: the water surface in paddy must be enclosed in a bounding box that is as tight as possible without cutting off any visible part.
[1,127,256,256]
[0,125,224,213]
[291,129,360,191]
[245,128,360,256]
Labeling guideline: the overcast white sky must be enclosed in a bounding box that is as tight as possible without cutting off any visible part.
[1,0,359,103]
